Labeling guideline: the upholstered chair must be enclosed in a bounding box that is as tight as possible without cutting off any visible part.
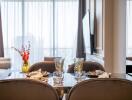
[44,57,62,61]
[126,57,132,61]
[0,79,59,100]
[28,61,55,73]
[67,78,132,100]
[67,61,105,73]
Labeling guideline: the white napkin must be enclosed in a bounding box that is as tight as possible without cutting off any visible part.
[98,72,110,78]
[27,69,49,80]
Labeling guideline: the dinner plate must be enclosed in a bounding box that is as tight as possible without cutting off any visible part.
[87,74,98,78]
[87,72,98,78]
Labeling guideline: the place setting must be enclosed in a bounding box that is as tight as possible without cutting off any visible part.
[87,70,111,78]
[73,58,111,83]
[26,69,49,83]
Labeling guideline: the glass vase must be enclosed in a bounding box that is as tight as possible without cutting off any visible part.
[22,60,29,73]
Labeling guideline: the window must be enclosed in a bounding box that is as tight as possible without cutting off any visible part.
[127,0,132,56]
[1,0,79,71]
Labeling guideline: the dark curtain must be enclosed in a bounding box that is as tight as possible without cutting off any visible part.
[76,0,86,59]
[0,6,4,57]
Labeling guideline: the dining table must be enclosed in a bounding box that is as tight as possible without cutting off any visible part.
[1,69,132,99]
[0,70,132,88]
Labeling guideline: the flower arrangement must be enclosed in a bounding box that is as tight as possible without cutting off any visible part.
[12,41,30,72]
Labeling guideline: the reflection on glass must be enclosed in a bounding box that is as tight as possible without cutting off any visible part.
[53,71,63,85]
[74,71,86,83]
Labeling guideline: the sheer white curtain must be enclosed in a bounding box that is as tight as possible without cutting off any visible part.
[1,0,79,71]
[127,0,132,56]
[54,0,78,64]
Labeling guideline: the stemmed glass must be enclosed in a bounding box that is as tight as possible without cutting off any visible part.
[74,58,86,82]
[74,58,84,74]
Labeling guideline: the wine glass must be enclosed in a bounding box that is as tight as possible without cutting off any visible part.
[74,58,84,73]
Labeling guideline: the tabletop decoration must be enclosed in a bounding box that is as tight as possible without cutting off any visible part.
[12,41,30,73]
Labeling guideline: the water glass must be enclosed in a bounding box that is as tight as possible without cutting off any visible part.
[75,71,86,82]
[54,58,64,72]
[53,71,63,84]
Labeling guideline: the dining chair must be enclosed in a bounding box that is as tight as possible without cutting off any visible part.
[67,78,132,100]
[44,57,65,72]
[44,57,62,61]
[0,57,11,69]
[126,57,132,61]
[28,61,55,73]
[67,61,105,73]
[0,79,59,100]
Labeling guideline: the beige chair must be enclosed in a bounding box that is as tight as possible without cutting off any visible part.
[67,61,105,73]
[44,57,65,72]
[67,78,132,100]
[0,57,11,69]
[28,61,55,73]
[0,79,59,100]
[44,57,62,61]
[126,57,132,61]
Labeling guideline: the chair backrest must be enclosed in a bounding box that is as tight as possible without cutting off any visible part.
[0,57,11,69]
[126,57,132,61]
[44,57,62,61]
[0,79,59,100]
[44,57,65,71]
[67,78,132,100]
[28,61,55,73]
[67,61,105,73]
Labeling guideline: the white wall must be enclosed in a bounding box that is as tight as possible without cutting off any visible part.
[113,0,126,73]
[103,0,113,72]
[104,0,126,73]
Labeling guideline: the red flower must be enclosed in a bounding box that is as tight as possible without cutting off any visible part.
[22,51,29,62]
[12,41,30,62]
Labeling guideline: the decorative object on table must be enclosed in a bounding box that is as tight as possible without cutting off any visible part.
[12,41,30,73]
[54,58,64,72]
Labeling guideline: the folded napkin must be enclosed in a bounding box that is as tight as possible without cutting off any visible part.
[98,72,110,78]
[26,69,48,82]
